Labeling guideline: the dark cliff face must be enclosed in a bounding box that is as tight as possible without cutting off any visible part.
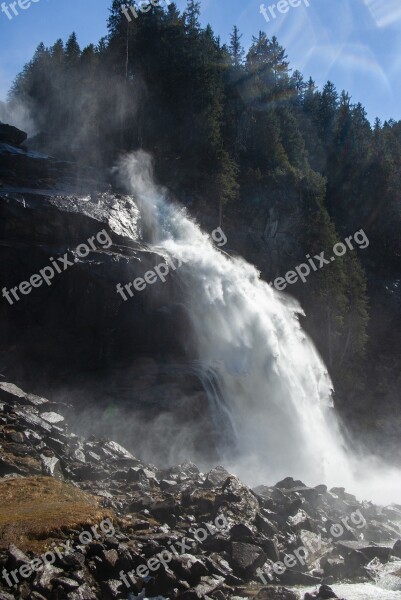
[0,191,191,375]
[0,126,224,465]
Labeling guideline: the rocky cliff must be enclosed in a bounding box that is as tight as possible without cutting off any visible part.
[0,124,224,466]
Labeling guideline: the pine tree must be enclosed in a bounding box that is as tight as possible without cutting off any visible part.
[229,26,244,67]
[184,0,201,35]
[319,81,338,142]
[266,36,290,86]
[65,33,81,64]
[50,39,64,65]
[290,70,307,98]
[246,31,269,70]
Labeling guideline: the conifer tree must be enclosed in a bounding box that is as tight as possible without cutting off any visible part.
[65,33,81,65]
[229,26,245,67]
[184,0,201,35]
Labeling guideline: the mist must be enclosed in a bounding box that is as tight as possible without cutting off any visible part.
[53,149,401,507]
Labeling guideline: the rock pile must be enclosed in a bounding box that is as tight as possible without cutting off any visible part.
[0,381,400,599]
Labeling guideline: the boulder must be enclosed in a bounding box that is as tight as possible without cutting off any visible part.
[392,539,401,559]
[255,513,279,537]
[0,123,27,146]
[255,586,299,599]
[230,542,266,577]
[204,466,233,489]
[67,583,98,599]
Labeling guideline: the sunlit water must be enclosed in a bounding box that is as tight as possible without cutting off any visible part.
[299,561,401,598]
[300,583,401,600]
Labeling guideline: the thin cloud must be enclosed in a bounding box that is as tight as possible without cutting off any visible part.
[364,0,401,27]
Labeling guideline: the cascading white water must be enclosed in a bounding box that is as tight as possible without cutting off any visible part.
[161,219,352,488]
[116,151,401,503]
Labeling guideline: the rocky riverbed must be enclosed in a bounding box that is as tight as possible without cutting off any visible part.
[0,380,400,600]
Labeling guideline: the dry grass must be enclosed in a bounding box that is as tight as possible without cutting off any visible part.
[0,476,113,552]
[0,448,42,475]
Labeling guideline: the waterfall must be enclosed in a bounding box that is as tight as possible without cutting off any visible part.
[161,226,351,487]
[115,151,400,502]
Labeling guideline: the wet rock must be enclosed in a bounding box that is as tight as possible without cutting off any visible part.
[0,591,17,600]
[359,544,392,562]
[275,478,306,490]
[168,555,194,583]
[52,577,80,591]
[12,408,52,434]
[150,498,181,523]
[35,564,64,591]
[0,382,27,403]
[202,534,231,554]
[255,513,279,537]
[280,570,320,586]
[203,556,232,579]
[99,579,124,599]
[160,479,178,492]
[40,454,63,478]
[216,476,259,525]
[319,584,339,598]
[259,538,280,563]
[29,593,48,600]
[67,583,97,599]
[60,552,86,570]
[26,393,49,408]
[69,569,86,584]
[186,556,209,582]
[133,520,150,531]
[41,412,65,425]
[229,524,254,541]
[181,575,224,599]
[230,542,266,578]
[321,556,346,579]
[4,430,25,444]
[304,584,342,599]
[392,539,401,558]
[145,566,178,596]
[101,548,119,574]
[0,124,27,146]
[0,458,24,477]
[7,544,30,569]
[252,486,280,509]
[334,539,391,567]
[204,467,233,489]
[104,441,135,461]
[71,464,105,481]
[177,460,200,481]
[255,586,299,599]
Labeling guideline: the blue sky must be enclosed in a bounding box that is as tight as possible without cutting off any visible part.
[0,0,400,122]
